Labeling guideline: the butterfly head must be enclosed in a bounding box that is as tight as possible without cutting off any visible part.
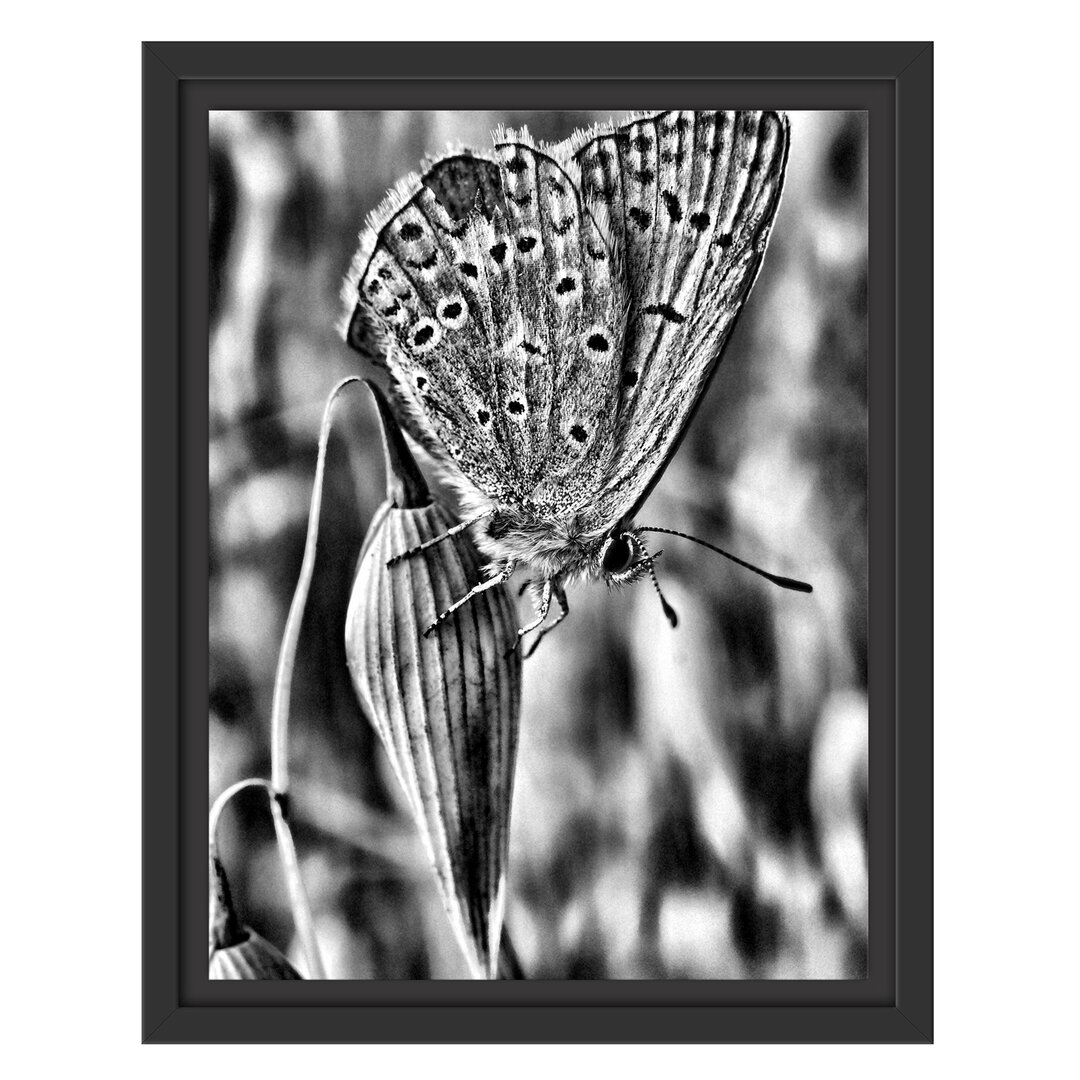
[598,525,679,627]
[598,527,652,586]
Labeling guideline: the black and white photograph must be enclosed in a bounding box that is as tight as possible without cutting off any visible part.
[208,108,868,981]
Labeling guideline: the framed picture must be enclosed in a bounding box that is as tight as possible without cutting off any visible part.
[145,40,932,1043]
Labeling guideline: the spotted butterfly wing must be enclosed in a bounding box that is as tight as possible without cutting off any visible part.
[554,110,790,532]
[344,139,627,516]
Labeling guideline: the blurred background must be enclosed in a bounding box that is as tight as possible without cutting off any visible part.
[209,109,867,979]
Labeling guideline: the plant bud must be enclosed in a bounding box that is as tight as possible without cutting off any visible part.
[208,852,302,980]
[345,383,522,978]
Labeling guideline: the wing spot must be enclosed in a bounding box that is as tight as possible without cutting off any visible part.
[507,399,525,416]
[662,190,683,223]
[554,275,577,296]
[398,221,424,241]
[406,250,437,270]
[631,133,652,153]
[380,301,400,317]
[717,232,734,249]
[628,207,652,231]
[521,341,543,356]
[547,176,567,195]
[477,408,490,425]
[416,376,428,390]
[437,297,467,329]
[552,215,576,236]
[517,235,537,253]
[413,324,435,346]
[378,267,394,281]
[621,370,638,388]
[587,332,609,353]
[690,211,711,231]
[586,245,607,261]
[490,241,508,265]
[460,262,478,279]
[506,154,529,174]
[633,167,656,184]
[643,303,686,324]
[569,424,588,444]
[508,191,533,207]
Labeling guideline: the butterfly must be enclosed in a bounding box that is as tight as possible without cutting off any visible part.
[343,110,810,655]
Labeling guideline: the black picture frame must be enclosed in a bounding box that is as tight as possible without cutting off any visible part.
[144,40,932,1044]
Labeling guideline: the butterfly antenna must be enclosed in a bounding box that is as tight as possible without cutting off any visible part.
[646,554,679,628]
[638,527,813,594]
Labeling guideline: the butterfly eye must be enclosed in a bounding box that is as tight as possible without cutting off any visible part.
[601,534,635,576]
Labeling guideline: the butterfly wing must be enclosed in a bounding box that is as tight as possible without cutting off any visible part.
[344,152,519,503]
[344,143,627,514]
[556,110,790,531]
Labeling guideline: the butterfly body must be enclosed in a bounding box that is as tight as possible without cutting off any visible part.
[345,111,797,646]
[479,504,635,586]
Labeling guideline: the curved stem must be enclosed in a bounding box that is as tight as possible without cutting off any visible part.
[207,776,326,976]
[270,375,364,791]
[208,778,274,952]
[264,375,364,979]
[208,777,274,855]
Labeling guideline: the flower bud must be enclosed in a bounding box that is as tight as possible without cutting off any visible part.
[209,929,304,980]
[208,852,302,980]
[345,383,522,978]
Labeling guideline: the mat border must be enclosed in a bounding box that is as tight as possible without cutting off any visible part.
[143,40,932,1044]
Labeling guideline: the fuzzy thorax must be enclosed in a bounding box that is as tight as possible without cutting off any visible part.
[474,505,610,583]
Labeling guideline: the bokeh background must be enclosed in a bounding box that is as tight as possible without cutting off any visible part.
[209,110,867,979]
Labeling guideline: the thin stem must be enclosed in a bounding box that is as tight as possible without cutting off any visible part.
[207,776,326,977]
[208,777,274,854]
[269,792,326,978]
[265,375,364,979]
[498,929,526,980]
[270,376,364,791]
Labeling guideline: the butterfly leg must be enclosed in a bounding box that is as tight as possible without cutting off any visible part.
[522,583,570,659]
[505,579,553,657]
[422,559,517,637]
[386,510,492,568]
